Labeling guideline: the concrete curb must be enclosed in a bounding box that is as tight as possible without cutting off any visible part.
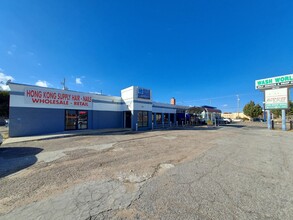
[3,129,132,145]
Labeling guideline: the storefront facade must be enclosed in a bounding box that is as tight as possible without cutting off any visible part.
[9,83,189,137]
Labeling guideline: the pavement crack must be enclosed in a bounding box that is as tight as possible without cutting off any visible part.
[127,189,143,209]
[212,178,262,218]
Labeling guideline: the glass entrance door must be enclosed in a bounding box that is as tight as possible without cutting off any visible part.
[65,110,78,130]
[125,111,131,128]
[77,111,88,129]
[65,110,88,130]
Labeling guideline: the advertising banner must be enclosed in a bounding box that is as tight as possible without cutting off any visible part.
[255,74,293,89]
[265,88,289,109]
[24,87,93,109]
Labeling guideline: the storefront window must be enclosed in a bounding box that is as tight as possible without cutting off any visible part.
[170,114,175,123]
[156,113,162,124]
[65,110,77,130]
[65,110,88,130]
[164,113,169,123]
[138,111,148,127]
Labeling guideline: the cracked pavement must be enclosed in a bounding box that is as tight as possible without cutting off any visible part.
[1,124,293,219]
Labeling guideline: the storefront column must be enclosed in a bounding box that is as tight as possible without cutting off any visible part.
[153,113,157,128]
[174,113,177,126]
[148,111,152,130]
[131,110,137,131]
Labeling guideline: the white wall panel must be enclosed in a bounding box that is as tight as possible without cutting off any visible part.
[152,107,176,114]
[121,86,134,101]
[133,102,152,111]
[93,102,124,111]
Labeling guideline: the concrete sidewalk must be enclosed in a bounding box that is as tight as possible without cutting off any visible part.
[3,128,132,145]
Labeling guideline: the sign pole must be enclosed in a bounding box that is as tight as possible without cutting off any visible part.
[267,110,271,129]
[282,109,286,131]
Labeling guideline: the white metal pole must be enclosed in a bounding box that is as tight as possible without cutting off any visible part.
[267,110,271,129]
[282,109,286,131]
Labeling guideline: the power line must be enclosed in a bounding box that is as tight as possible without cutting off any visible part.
[178,92,254,104]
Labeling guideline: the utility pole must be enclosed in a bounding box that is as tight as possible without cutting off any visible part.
[61,78,68,90]
[236,94,240,117]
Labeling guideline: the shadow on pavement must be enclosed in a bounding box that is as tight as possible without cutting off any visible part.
[81,127,223,136]
[0,147,43,178]
[170,126,223,131]
[223,124,246,128]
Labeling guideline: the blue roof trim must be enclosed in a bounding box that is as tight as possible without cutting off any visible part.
[10,91,24,96]
[152,105,177,110]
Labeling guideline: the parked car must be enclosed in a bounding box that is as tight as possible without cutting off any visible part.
[221,118,231,124]
[226,118,233,123]
[217,118,231,124]
[252,118,265,122]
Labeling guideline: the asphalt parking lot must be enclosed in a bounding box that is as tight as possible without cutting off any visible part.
[1,124,293,219]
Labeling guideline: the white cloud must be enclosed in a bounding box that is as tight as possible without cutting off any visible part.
[76,78,82,85]
[222,104,228,107]
[0,85,10,91]
[0,72,13,82]
[7,44,17,56]
[35,80,50,87]
[0,72,14,91]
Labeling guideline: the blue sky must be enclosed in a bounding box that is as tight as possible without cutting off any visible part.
[1,0,293,112]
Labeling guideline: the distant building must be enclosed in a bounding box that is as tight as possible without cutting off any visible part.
[201,106,222,122]
[221,112,249,120]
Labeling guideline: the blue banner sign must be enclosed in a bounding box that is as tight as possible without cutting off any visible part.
[138,88,150,99]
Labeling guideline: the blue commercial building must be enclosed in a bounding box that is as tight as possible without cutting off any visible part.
[8,83,189,137]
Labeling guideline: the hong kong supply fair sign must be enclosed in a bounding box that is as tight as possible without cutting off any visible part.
[255,74,293,89]
[24,87,93,109]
